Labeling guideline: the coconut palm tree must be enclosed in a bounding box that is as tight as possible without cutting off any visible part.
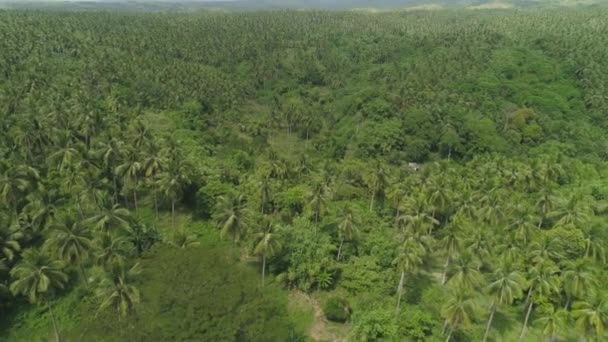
[561,259,597,310]
[446,253,482,290]
[538,307,568,342]
[84,197,130,233]
[95,262,141,318]
[253,221,282,286]
[93,233,133,268]
[439,224,462,285]
[44,216,93,287]
[520,262,560,341]
[572,294,608,340]
[365,161,388,212]
[483,259,525,342]
[115,148,142,212]
[158,158,193,230]
[10,249,68,342]
[307,179,330,225]
[215,193,250,243]
[393,237,424,314]
[549,194,591,227]
[0,218,22,262]
[442,286,476,342]
[336,206,359,261]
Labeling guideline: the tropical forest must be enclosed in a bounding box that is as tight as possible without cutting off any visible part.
[1,2,608,341]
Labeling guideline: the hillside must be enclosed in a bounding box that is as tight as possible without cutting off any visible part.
[1,8,608,342]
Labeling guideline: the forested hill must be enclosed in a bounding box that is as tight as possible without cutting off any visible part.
[2,8,608,342]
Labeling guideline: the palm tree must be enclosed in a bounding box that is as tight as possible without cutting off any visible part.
[572,294,608,340]
[549,194,591,227]
[95,262,141,318]
[387,182,408,227]
[115,148,142,212]
[365,162,388,212]
[398,194,439,235]
[538,307,568,342]
[307,179,330,225]
[253,221,282,286]
[159,158,193,230]
[10,249,68,342]
[142,142,165,218]
[439,225,462,285]
[446,253,482,290]
[483,259,525,342]
[336,206,359,261]
[535,188,554,229]
[0,219,22,262]
[561,259,597,310]
[124,222,159,256]
[0,164,38,215]
[393,238,424,314]
[520,262,560,341]
[215,193,250,243]
[24,186,64,232]
[582,225,606,263]
[84,197,130,233]
[44,217,93,287]
[442,286,476,342]
[507,203,537,245]
[93,233,133,268]
[170,228,200,249]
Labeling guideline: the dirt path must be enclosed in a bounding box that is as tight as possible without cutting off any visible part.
[291,291,348,342]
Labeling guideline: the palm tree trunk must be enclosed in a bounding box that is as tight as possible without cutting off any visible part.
[369,191,375,212]
[564,295,571,311]
[483,302,497,342]
[441,256,450,285]
[154,190,158,219]
[133,190,138,213]
[446,318,458,342]
[525,286,533,306]
[395,271,405,314]
[79,264,89,289]
[448,145,452,161]
[47,301,60,342]
[261,253,266,286]
[337,238,344,261]
[171,200,176,230]
[394,208,400,228]
[519,301,534,341]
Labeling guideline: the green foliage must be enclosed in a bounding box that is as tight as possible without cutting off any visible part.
[74,245,292,341]
[323,296,351,323]
[351,307,398,342]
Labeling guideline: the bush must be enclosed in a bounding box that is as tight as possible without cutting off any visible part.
[323,296,351,323]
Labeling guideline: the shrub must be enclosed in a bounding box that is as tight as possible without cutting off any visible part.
[323,296,351,323]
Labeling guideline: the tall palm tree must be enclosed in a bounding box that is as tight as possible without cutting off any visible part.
[95,262,141,318]
[365,162,388,212]
[10,249,68,342]
[307,179,330,225]
[442,286,476,342]
[0,164,38,215]
[393,238,424,314]
[507,203,537,245]
[549,194,591,227]
[483,259,525,342]
[387,182,408,227]
[336,206,359,261]
[115,148,142,213]
[215,193,250,243]
[520,262,560,341]
[439,225,462,285]
[84,197,130,233]
[44,216,93,287]
[253,221,281,286]
[561,259,597,310]
[538,307,568,342]
[0,218,22,262]
[158,158,193,230]
[535,188,554,229]
[582,225,606,263]
[142,142,165,218]
[446,253,482,290]
[572,294,608,340]
[93,233,133,268]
